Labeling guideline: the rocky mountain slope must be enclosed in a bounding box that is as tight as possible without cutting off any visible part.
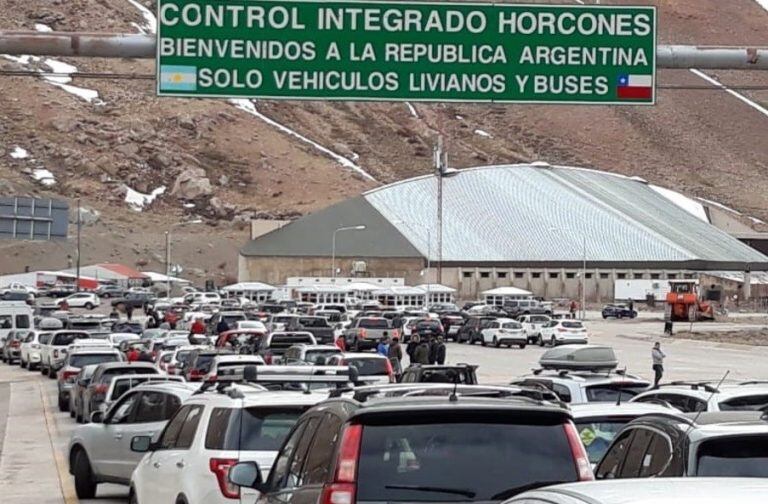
[1,0,768,282]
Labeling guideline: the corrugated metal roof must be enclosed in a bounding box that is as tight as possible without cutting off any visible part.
[364,165,768,265]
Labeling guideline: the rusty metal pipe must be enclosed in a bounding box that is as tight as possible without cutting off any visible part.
[657,45,768,70]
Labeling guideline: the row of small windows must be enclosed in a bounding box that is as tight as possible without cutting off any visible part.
[461,271,697,280]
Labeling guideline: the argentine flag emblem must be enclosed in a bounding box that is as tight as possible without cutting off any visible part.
[160,65,197,91]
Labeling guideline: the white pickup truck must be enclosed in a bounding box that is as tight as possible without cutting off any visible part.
[519,314,552,344]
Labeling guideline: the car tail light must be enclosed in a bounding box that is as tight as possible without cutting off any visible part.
[357,328,367,338]
[563,422,594,481]
[209,458,239,499]
[93,383,108,395]
[557,328,568,333]
[321,424,362,504]
[11,340,20,348]
[60,370,79,382]
[189,369,201,381]
[264,352,273,364]
[391,329,400,339]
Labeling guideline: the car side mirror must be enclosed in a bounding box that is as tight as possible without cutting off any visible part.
[131,435,154,453]
[228,461,264,490]
[90,411,105,424]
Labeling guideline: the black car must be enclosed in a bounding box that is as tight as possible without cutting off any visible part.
[601,304,638,319]
[456,316,497,344]
[401,364,479,384]
[110,321,144,334]
[94,284,126,298]
[226,393,592,503]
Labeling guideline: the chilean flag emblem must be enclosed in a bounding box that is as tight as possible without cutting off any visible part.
[617,74,653,100]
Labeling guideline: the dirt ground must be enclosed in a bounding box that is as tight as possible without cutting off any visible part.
[673,328,768,346]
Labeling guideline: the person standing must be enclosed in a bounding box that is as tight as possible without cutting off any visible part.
[406,335,420,363]
[628,299,634,313]
[335,335,346,351]
[435,336,446,365]
[569,300,577,319]
[126,304,134,321]
[376,337,390,356]
[652,342,666,388]
[387,337,403,380]
[216,317,229,335]
[413,337,430,365]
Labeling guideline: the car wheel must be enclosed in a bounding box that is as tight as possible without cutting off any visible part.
[48,367,57,379]
[40,363,47,375]
[102,293,110,299]
[58,394,69,412]
[85,302,94,310]
[518,343,527,349]
[73,450,97,499]
[70,408,75,418]
[20,358,27,369]
[550,336,557,347]
[493,336,500,348]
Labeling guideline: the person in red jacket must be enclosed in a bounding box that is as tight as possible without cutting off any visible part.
[126,347,140,362]
[190,318,206,335]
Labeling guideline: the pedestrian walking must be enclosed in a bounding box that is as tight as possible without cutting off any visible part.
[413,337,430,365]
[435,336,446,365]
[628,299,634,313]
[652,341,666,388]
[428,336,438,364]
[126,347,140,362]
[569,300,577,319]
[126,304,134,321]
[387,337,403,380]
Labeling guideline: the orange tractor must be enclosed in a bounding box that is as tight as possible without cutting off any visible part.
[665,280,716,322]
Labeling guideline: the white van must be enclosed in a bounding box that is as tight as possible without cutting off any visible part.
[0,302,33,341]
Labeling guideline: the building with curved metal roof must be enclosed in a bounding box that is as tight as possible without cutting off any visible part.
[239,164,768,301]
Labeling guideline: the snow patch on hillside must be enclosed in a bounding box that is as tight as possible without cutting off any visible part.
[230,99,378,182]
[125,186,165,211]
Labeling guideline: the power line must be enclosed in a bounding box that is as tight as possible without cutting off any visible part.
[0,69,767,91]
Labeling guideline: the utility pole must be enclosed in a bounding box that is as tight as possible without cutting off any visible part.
[165,231,171,297]
[435,136,445,284]
[75,198,81,292]
[581,235,587,320]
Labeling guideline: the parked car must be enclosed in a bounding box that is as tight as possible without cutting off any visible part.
[40,330,91,377]
[183,349,234,382]
[128,389,327,504]
[630,382,768,413]
[95,284,126,298]
[20,330,52,370]
[503,299,552,317]
[0,302,33,345]
[57,348,124,412]
[2,330,29,364]
[594,411,768,479]
[504,478,768,504]
[281,344,342,365]
[201,354,265,382]
[110,321,144,335]
[257,331,317,364]
[325,352,395,384]
[102,374,186,415]
[111,292,155,311]
[286,316,337,345]
[601,304,638,319]
[82,362,159,421]
[439,311,466,340]
[536,320,590,347]
[456,316,497,344]
[519,314,553,344]
[343,317,395,351]
[57,292,101,310]
[401,364,479,384]
[207,310,247,334]
[479,318,527,348]
[226,394,592,504]
[68,381,197,498]
[69,365,100,422]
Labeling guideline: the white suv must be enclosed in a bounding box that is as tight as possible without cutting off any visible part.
[58,292,101,309]
[129,388,328,504]
[40,330,91,377]
[68,382,197,498]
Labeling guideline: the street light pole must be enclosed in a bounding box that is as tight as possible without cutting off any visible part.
[581,235,587,320]
[165,231,171,297]
[75,198,81,292]
[331,225,366,278]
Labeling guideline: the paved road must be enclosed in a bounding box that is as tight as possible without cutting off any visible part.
[1,312,767,503]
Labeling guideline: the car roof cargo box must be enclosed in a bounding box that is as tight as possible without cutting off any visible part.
[539,345,618,371]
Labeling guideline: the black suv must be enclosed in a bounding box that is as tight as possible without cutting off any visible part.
[401,364,479,385]
[228,394,593,503]
[456,316,497,344]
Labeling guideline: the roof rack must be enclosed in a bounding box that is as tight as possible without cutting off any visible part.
[538,345,619,372]
[664,381,720,393]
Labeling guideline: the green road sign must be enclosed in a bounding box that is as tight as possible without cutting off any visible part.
[157,1,657,104]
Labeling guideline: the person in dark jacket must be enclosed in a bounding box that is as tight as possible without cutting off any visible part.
[138,350,154,363]
[413,339,430,365]
[387,337,404,379]
[435,336,446,365]
[428,336,438,365]
[406,335,420,363]
[216,318,229,335]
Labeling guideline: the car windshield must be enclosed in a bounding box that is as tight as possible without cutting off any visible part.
[502,322,523,329]
[585,384,648,402]
[298,317,328,327]
[99,366,156,382]
[575,419,629,464]
[348,357,389,375]
[70,354,120,368]
[269,335,314,350]
[718,394,768,411]
[357,419,577,502]
[359,319,388,329]
[562,321,584,329]
[52,332,89,345]
[205,406,307,451]
[697,436,768,477]
[530,316,549,323]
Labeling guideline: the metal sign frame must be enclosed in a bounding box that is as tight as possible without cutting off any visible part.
[0,197,69,241]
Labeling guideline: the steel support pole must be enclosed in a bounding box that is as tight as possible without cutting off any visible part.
[3,32,768,71]
[165,231,171,296]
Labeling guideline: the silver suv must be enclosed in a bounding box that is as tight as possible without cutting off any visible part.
[68,381,197,498]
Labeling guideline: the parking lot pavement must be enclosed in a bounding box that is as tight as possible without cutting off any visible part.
[1,313,767,503]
